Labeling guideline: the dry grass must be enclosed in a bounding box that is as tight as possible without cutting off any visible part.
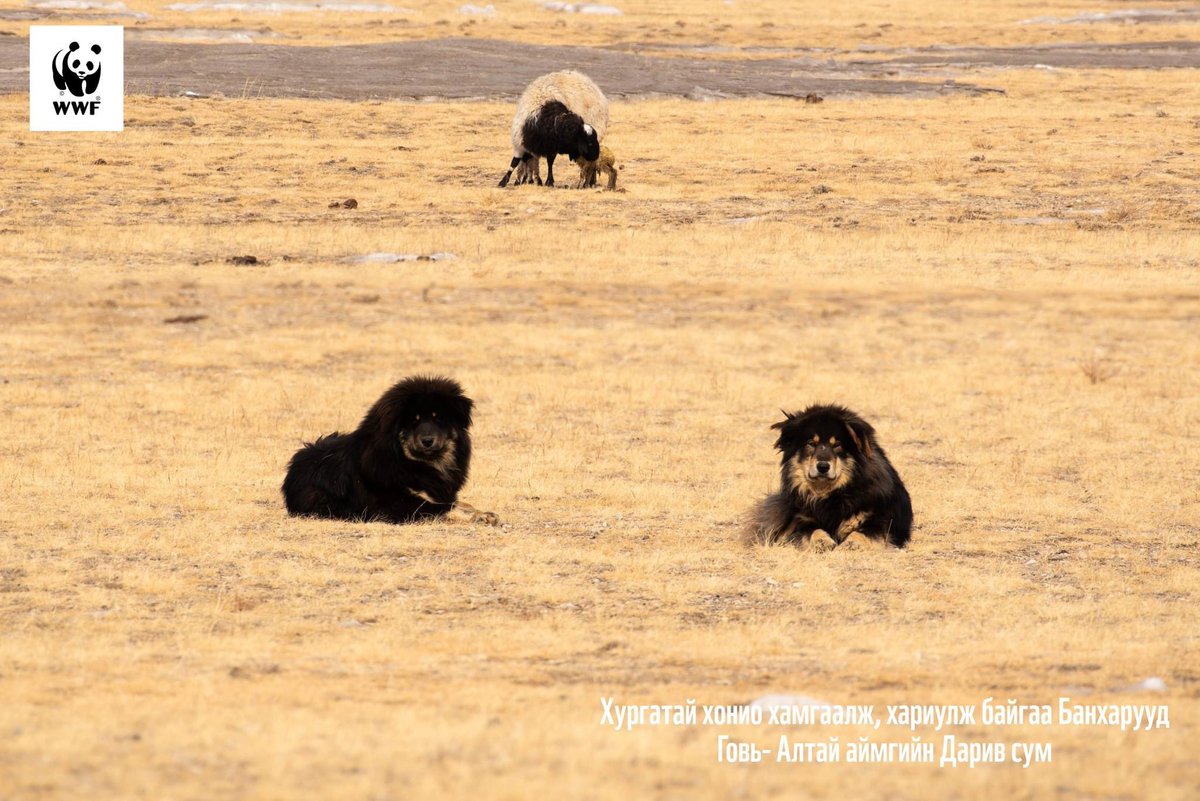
[9,0,1200,50]
[2,56,1199,801]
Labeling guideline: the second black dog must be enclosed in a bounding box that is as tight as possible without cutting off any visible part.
[282,375,497,525]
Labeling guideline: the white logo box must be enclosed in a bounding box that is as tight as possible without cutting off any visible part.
[30,25,124,132]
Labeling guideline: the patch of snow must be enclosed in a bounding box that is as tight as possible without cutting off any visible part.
[542,2,621,15]
[167,1,404,12]
[33,0,126,9]
[747,694,832,711]
[1114,676,1166,693]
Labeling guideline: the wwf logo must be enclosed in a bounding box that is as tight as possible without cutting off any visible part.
[29,25,124,132]
[52,41,102,97]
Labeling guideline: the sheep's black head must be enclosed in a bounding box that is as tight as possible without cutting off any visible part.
[537,103,602,161]
[575,123,601,162]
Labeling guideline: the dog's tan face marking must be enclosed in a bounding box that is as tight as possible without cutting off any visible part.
[790,434,855,498]
[400,426,457,468]
[429,436,458,478]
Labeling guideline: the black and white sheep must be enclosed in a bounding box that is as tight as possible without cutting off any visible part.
[498,70,610,188]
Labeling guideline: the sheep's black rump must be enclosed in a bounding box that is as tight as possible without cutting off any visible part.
[282,376,475,524]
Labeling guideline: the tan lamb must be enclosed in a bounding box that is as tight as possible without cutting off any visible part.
[574,145,619,190]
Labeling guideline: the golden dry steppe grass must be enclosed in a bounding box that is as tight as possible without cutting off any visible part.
[7,0,1200,49]
[2,57,1200,801]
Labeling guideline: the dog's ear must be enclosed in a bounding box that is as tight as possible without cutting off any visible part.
[357,400,399,473]
[845,416,875,460]
[770,410,796,450]
[448,393,474,429]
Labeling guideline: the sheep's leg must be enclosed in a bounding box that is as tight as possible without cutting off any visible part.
[513,154,541,186]
[545,153,556,187]
[578,163,596,188]
[498,156,521,188]
[605,165,617,191]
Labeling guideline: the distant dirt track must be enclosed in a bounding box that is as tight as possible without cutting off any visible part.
[857,40,1200,70]
[0,36,1006,100]
[5,37,1197,100]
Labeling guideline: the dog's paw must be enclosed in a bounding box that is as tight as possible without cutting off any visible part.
[447,502,500,526]
[474,510,500,526]
[838,532,881,550]
[805,529,838,553]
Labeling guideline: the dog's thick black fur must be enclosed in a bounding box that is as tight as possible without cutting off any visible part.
[282,376,497,525]
[748,404,911,550]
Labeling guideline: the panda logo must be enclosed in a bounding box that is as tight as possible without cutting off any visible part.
[52,42,102,97]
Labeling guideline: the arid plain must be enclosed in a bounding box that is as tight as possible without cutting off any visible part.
[1,1,1199,798]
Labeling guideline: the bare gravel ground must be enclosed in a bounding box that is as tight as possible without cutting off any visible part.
[0,36,1013,99]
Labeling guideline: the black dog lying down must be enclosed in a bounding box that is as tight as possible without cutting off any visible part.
[282,375,498,525]
[748,404,911,550]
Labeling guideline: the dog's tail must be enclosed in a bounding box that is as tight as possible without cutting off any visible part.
[744,492,798,546]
